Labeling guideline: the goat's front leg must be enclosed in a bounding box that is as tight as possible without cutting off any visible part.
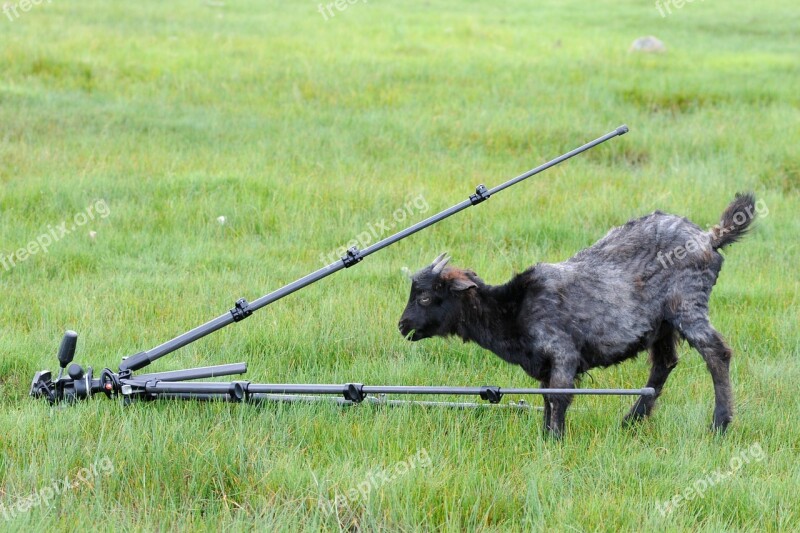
[624,326,678,425]
[545,354,579,439]
[539,380,551,435]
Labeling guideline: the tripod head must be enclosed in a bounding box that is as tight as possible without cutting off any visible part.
[30,331,118,404]
[30,331,250,404]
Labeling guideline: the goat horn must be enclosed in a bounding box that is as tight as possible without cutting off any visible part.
[431,252,447,265]
[431,252,450,275]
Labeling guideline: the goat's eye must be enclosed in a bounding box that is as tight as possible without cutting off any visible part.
[418,296,431,306]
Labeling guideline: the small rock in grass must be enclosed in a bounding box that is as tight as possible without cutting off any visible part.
[629,36,666,53]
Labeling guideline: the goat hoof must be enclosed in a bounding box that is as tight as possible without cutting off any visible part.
[711,419,731,434]
[622,412,646,428]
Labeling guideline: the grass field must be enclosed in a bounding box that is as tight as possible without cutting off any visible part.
[1,0,799,530]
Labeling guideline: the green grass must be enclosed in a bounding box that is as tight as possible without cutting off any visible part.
[1,0,799,530]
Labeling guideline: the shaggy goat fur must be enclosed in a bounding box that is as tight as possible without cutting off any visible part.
[398,194,757,438]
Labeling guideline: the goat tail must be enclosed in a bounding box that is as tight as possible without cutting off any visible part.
[709,192,757,250]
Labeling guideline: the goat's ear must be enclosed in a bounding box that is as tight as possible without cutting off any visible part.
[441,268,478,292]
[449,276,477,292]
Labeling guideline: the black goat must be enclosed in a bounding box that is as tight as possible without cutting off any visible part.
[398,194,758,438]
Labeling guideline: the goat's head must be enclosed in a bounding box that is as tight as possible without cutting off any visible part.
[397,252,480,341]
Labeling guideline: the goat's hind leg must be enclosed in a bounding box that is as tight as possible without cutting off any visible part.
[624,326,679,426]
[674,318,734,432]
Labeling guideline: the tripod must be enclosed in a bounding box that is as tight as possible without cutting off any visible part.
[30,125,654,409]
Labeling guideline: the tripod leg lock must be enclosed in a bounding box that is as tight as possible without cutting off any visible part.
[230,298,253,322]
[341,246,364,268]
[229,381,247,402]
[469,184,491,205]
[343,383,366,403]
[480,386,503,404]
